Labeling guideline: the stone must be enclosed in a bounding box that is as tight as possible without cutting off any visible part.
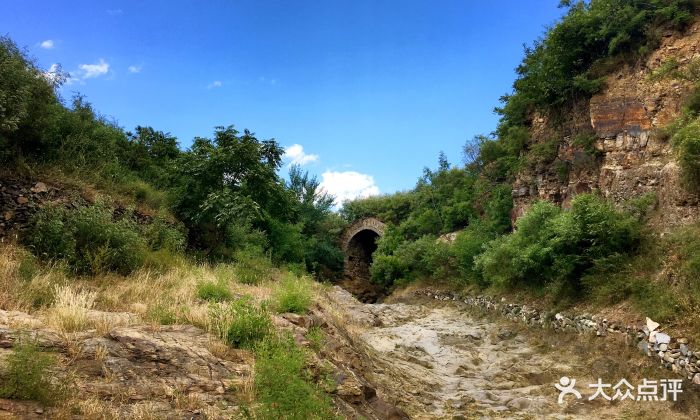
[659,343,668,351]
[30,182,48,193]
[646,317,660,333]
[16,196,28,205]
[656,332,671,344]
[637,341,650,356]
[681,344,689,356]
[694,373,700,386]
[678,337,689,344]
[590,97,651,138]
[3,211,12,221]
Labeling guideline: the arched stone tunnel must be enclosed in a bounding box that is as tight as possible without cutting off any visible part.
[340,218,386,301]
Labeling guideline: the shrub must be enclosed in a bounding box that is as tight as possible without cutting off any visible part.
[17,252,39,282]
[671,118,700,192]
[252,334,335,419]
[223,297,272,348]
[450,223,493,286]
[271,275,314,314]
[196,280,232,302]
[527,139,559,168]
[371,234,454,288]
[306,326,325,352]
[143,216,186,253]
[147,304,178,325]
[476,194,642,294]
[230,248,273,285]
[27,202,148,275]
[0,338,64,405]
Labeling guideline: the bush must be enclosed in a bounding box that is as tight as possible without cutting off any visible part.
[27,201,189,275]
[476,194,642,294]
[671,118,700,192]
[252,334,335,419]
[196,280,232,302]
[143,215,186,253]
[450,223,494,286]
[370,234,453,288]
[0,338,63,405]
[17,252,39,282]
[233,248,274,285]
[224,297,272,348]
[27,202,148,275]
[527,139,559,168]
[271,275,313,314]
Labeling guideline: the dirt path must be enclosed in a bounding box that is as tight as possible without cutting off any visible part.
[322,286,699,419]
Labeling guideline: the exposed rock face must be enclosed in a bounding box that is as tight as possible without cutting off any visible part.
[0,310,250,418]
[512,22,700,229]
[0,177,62,241]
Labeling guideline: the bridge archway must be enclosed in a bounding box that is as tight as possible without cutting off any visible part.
[341,218,386,284]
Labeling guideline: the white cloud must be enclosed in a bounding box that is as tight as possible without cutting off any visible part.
[43,63,62,84]
[40,40,54,49]
[128,64,142,73]
[79,59,109,78]
[319,171,380,205]
[283,144,319,166]
[207,80,222,89]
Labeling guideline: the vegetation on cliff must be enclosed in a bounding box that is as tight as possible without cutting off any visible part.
[344,0,700,318]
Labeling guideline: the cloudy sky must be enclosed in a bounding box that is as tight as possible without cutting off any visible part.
[1,0,564,206]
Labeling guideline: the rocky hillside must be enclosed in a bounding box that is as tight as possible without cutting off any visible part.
[512,21,700,229]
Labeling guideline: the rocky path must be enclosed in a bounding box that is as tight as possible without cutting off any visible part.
[323,287,699,419]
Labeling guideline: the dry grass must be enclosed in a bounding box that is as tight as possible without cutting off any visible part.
[0,243,288,334]
[47,285,97,333]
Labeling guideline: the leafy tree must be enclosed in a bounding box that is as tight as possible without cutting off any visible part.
[172,126,291,256]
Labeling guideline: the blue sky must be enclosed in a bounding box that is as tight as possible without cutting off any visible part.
[1,0,565,204]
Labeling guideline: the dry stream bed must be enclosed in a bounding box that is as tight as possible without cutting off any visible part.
[322,287,700,419]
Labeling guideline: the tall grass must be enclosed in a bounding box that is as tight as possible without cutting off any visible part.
[48,285,97,332]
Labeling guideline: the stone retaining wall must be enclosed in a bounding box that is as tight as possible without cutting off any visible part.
[414,288,700,385]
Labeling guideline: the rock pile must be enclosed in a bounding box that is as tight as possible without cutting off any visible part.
[416,288,700,385]
[0,178,60,240]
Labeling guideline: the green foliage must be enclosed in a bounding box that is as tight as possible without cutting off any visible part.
[0,338,64,405]
[172,126,289,254]
[527,139,559,168]
[582,223,700,322]
[450,223,494,286]
[371,234,452,288]
[476,194,642,295]
[498,0,697,133]
[649,58,681,80]
[196,280,232,302]
[271,275,314,314]
[27,202,148,275]
[142,215,186,253]
[17,252,39,282]
[0,37,64,163]
[675,223,700,282]
[233,249,273,285]
[305,326,325,352]
[671,118,700,192]
[147,304,178,325]
[224,297,272,348]
[1,36,345,276]
[252,334,335,420]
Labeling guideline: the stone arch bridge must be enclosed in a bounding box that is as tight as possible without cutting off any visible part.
[341,217,386,284]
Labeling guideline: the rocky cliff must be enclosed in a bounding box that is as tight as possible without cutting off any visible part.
[512,22,700,229]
